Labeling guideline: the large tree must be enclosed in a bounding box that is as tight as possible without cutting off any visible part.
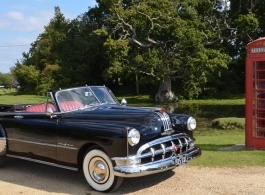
[12,1,261,98]
[0,73,13,88]
[13,7,70,94]
[99,0,231,101]
[13,6,110,94]
[225,0,261,94]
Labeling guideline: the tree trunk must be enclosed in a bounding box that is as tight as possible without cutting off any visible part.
[135,72,139,95]
[155,78,178,103]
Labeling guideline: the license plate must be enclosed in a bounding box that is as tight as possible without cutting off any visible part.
[175,154,188,166]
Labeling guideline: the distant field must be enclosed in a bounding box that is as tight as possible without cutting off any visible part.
[0,89,46,104]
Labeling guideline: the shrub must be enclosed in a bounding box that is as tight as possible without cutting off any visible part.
[211,117,245,130]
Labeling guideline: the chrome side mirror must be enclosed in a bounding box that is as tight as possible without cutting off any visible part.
[46,107,54,117]
[121,98,127,106]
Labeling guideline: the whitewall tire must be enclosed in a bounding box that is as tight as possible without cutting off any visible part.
[83,149,123,192]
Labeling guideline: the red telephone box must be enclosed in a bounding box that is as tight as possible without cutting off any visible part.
[246,37,265,149]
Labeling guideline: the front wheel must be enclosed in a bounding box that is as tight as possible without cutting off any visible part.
[83,149,123,192]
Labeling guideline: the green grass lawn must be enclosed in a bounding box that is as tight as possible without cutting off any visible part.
[189,130,265,167]
[0,89,45,104]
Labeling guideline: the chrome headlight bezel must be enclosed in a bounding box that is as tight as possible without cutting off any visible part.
[187,117,196,131]
[128,128,140,146]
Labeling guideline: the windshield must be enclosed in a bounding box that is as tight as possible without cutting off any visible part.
[55,86,118,111]
[90,87,118,104]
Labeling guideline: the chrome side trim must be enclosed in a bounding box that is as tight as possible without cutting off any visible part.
[0,137,6,156]
[14,115,23,120]
[7,138,57,147]
[57,143,78,150]
[6,154,78,171]
[7,138,78,150]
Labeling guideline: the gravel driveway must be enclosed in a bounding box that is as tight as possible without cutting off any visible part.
[0,157,264,195]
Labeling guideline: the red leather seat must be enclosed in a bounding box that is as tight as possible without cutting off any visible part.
[26,103,56,112]
[59,101,83,111]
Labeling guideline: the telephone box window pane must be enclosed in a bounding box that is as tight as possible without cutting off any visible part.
[254,81,265,89]
[253,61,265,71]
[253,109,265,118]
[252,118,265,137]
[253,99,265,108]
[252,119,265,127]
[254,130,265,138]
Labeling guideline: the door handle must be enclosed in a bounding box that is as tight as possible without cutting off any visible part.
[14,116,23,120]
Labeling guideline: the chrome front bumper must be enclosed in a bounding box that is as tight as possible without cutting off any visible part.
[113,146,201,178]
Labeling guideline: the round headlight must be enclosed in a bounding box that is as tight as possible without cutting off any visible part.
[187,117,196,130]
[128,129,140,146]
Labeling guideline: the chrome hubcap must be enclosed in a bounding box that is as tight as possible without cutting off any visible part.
[89,157,109,183]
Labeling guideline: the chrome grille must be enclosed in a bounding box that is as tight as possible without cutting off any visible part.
[136,134,193,164]
[155,111,173,132]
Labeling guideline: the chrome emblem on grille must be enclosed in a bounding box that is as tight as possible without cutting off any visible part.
[155,111,174,135]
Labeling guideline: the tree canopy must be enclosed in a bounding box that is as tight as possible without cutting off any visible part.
[12,1,263,99]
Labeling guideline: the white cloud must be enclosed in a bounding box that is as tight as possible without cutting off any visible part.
[0,1,98,73]
[5,11,24,20]
[0,8,53,33]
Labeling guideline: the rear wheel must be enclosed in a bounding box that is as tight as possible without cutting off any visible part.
[83,149,123,192]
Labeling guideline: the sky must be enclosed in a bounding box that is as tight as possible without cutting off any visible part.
[0,0,97,74]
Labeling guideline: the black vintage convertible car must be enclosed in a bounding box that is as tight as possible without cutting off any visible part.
[0,86,201,192]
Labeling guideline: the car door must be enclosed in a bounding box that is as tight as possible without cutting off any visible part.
[2,112,58,164]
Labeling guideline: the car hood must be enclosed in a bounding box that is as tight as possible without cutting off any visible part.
[60,104,165,138]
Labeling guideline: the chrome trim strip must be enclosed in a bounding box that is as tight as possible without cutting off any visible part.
[14,115,24,120]
[6,154,78,171]
[7,138,57,147]
[57,143,78,150]
[177,138,183,153]
[137,133,187,155]
[184,137,189,150]
[161,144,165,159]
[7,138,78,150]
